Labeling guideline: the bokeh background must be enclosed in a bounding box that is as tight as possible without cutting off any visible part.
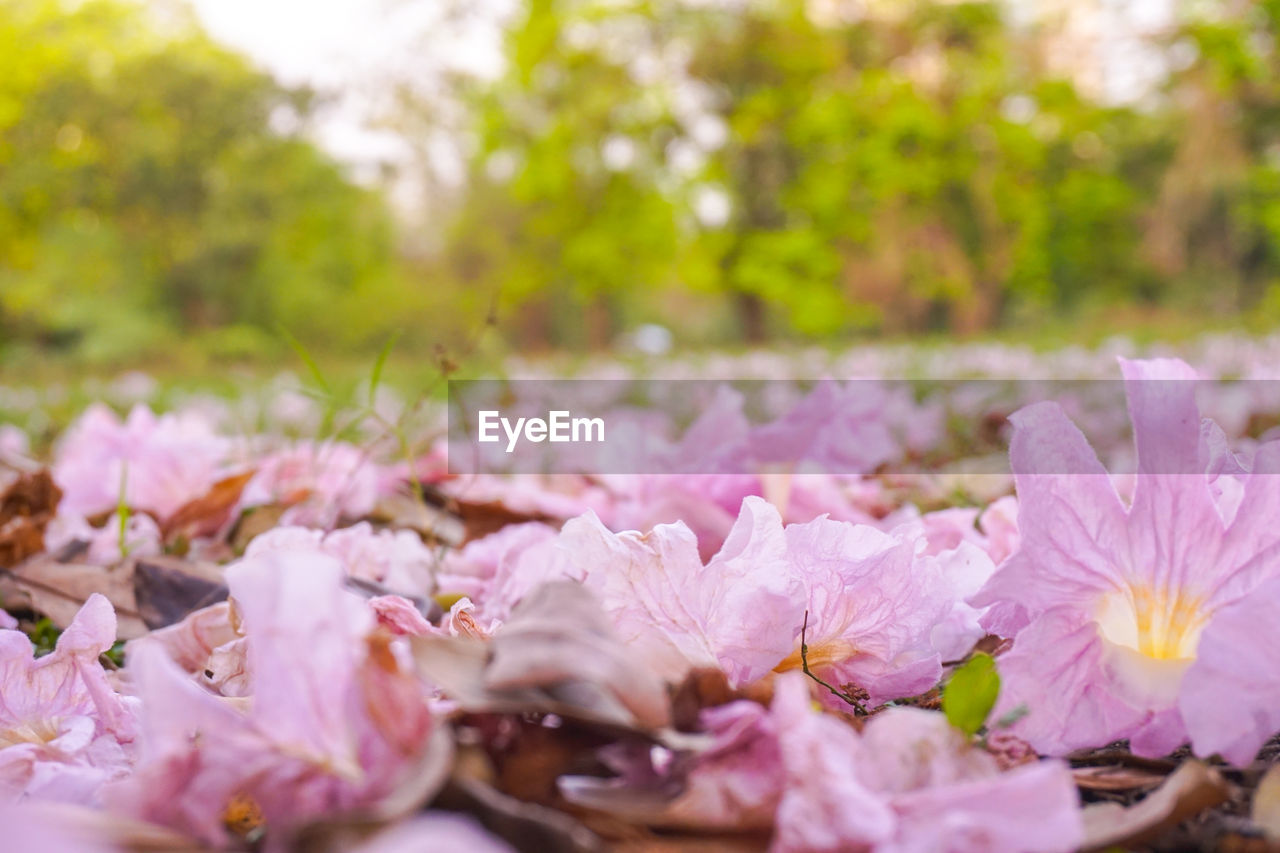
[2,0,1278,373]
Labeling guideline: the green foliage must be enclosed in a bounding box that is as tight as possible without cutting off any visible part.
[26,617,61,657]
[942,652,1000,737]
[0,0,407,361]
[9,0,1280,357]
[437,0,1280,345]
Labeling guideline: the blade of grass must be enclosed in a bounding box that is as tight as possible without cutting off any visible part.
[368,331,401,408]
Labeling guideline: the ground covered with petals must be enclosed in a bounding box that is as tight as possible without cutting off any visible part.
[4,335,1280,851]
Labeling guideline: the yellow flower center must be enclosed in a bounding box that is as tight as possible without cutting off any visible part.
[0,718,61,748]
[1095,584,1208,661]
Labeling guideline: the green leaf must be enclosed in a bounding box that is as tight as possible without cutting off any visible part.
[942,652,1000,737]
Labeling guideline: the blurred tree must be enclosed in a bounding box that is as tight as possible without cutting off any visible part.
[0,0,407,361]
[1146,0,1280,314]
[438,0,1169,343]
[438,0,690,349]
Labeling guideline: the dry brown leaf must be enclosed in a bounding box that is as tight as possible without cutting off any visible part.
[0,553,147,638]
[0,469,61,568]
[1081,760,1232,851]
[1253,763,1280,840]
[132,554,228,629]
[162,469,256,542]
[454,497,549,544]
[1073,763,1168,792]
[434,774,605,853]
[228,502,292,553]
[0,516,46,569]
[413,581,671,732]
[370,493,465,546]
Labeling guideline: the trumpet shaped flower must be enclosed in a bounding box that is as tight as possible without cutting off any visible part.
[0,594,136,805]
[973,358,1280,758]
[774,516,983,707]
[564,496,985,703]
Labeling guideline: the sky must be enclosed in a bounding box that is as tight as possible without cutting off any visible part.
[178,0,508,193]
[175,0,1175,197]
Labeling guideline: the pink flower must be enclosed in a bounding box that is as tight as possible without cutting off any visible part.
[973,357,1280,758]
[0,594,136,805]
[769,674,1081,853]
[112,550,435,847]
[602,474,756,561]
[748,380,900,474]
[247,522,436,596]
[562,496,803,685]
[0,424,29,459]
[1179,576,1280,764]
[564,497,984,703]
[434,521,563,605]
[240,441,379,527]
[53,404,227,519]
[441,473,609,520]
[776,516,989,707]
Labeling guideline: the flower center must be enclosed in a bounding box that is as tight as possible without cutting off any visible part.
[774,638,859,673]
[0,718,62,748]
[1095,584,1208,661]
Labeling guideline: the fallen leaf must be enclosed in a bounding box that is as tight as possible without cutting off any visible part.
[1073,764,1168,792]
[454,498,549,544]
[0,516,46,570]
[1081,760,1232,851]
[942,652,999,736]
[370,493,465,546]
[413,581,671,732]
[132,555,228,629]
[434,774,605,853]
[228,503,292,554]
[0,553,147,638]
[1252,763,1280,839]
[0,469,61,568]
[162,470,256,542]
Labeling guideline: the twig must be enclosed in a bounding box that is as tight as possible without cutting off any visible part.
[799,609,867,715]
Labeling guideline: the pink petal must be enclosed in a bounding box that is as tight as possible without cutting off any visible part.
[1181,577,1280,765]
